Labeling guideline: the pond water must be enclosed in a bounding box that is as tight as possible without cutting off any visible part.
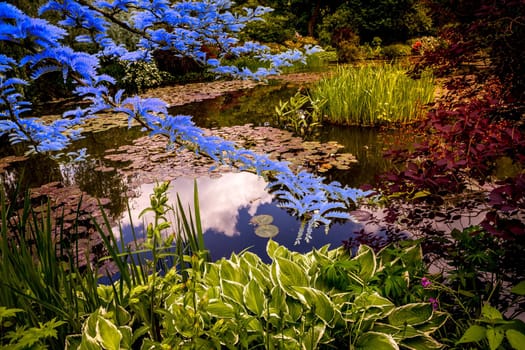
[119,173,366,263]
[0,81,403,262]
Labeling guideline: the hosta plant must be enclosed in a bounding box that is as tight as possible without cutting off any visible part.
[72,240,447,349]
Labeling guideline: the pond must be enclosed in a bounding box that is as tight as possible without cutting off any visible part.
[0,78,406,264]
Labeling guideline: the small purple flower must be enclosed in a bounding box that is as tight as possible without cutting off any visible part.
[421,277,432,288]
[429,297,439,310]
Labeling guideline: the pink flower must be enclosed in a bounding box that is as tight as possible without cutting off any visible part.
[429,297,439,310]
[421,277,431,288]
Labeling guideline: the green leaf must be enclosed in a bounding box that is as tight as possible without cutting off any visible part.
[267,240,291,260]
[114,304,131,326]
[84,311,99,338]
[243,279,266,317]
[95,316,122,350]
[401,335,443,350]
[303,323,326,350]
[221,279,245,306]
[207,300,236,319]
[415,311,448,333]
[482,303,503,321]
[80,332,101,350]
[351,292,395,322]
[487,327,504,350]
[388,303,433,327]
[287,299,304,323]
[266,286,288,323]
[457,325,486,344]
[511,281,525,296]
[119,326,132,350]
[354,245,377,281]
[356,331,399,350]
[273,256,309,296]
[372,323,422,341]
[219,259,246,284]
[0,307,24,323]
[293,286,336,325]
[506,329,525,350]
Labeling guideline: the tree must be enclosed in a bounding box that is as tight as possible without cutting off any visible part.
[0,0,368,243]
[424,0,525,103]
[316,0,433,46]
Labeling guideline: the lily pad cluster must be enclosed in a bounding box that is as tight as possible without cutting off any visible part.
[0,155,27,174]
[6,181,113,269]
[102,124,357,191]
[211,125,358,173]
[141,79,261,107]
[250,214,279,238]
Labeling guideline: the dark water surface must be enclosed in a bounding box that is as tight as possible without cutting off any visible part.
[0,83,402,260]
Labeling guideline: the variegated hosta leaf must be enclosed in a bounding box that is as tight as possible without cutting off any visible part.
[388,303,433,327]
[356,331,399,350]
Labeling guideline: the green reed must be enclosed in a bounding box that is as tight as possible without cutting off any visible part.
[0,181,208,348]
[312,63,435,126]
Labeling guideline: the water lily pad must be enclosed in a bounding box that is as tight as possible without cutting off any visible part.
[250,214,274,225]
[255,224,279,238]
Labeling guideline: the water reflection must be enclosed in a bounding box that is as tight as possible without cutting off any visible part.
[169,84,298,129]
[118,172,272,238]
[116,172,364,262]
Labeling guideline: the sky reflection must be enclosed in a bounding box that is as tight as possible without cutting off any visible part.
[116,172,272,239]
[115,172,367,262]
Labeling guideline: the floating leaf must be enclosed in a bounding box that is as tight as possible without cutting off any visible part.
[250,214,274,226]
[255,224,279,238]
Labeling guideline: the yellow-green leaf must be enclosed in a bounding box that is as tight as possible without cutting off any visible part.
[273,256,309,296]
[401,335,443,350]
[482,303,502,321]
[506,329,525,350]
[356,332,399,350]
[293,286,336,325]
[511,281,525,296]
[487,327,504,350]
[220,279,244,306]
[388,303,432,327]
[95,316,122,350]
[243,280,266,317]
[207,300,236,319]
[457,325,486,344]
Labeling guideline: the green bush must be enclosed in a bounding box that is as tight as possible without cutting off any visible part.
[4,185,524,349]
[312,63,435,126]
[382,43,413,59]
[337,40,363,62]
[121,60,172,93]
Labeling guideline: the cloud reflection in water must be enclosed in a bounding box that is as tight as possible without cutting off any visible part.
[117,172,272,239]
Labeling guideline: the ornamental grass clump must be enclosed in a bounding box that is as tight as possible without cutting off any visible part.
[312,63,435,126]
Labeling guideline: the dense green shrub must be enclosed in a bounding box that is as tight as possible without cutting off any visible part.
[120,60,172,93]
[337,40,363,63]
[382,43,413,59]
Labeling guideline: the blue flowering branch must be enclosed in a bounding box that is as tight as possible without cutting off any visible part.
[0,1,371,243]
